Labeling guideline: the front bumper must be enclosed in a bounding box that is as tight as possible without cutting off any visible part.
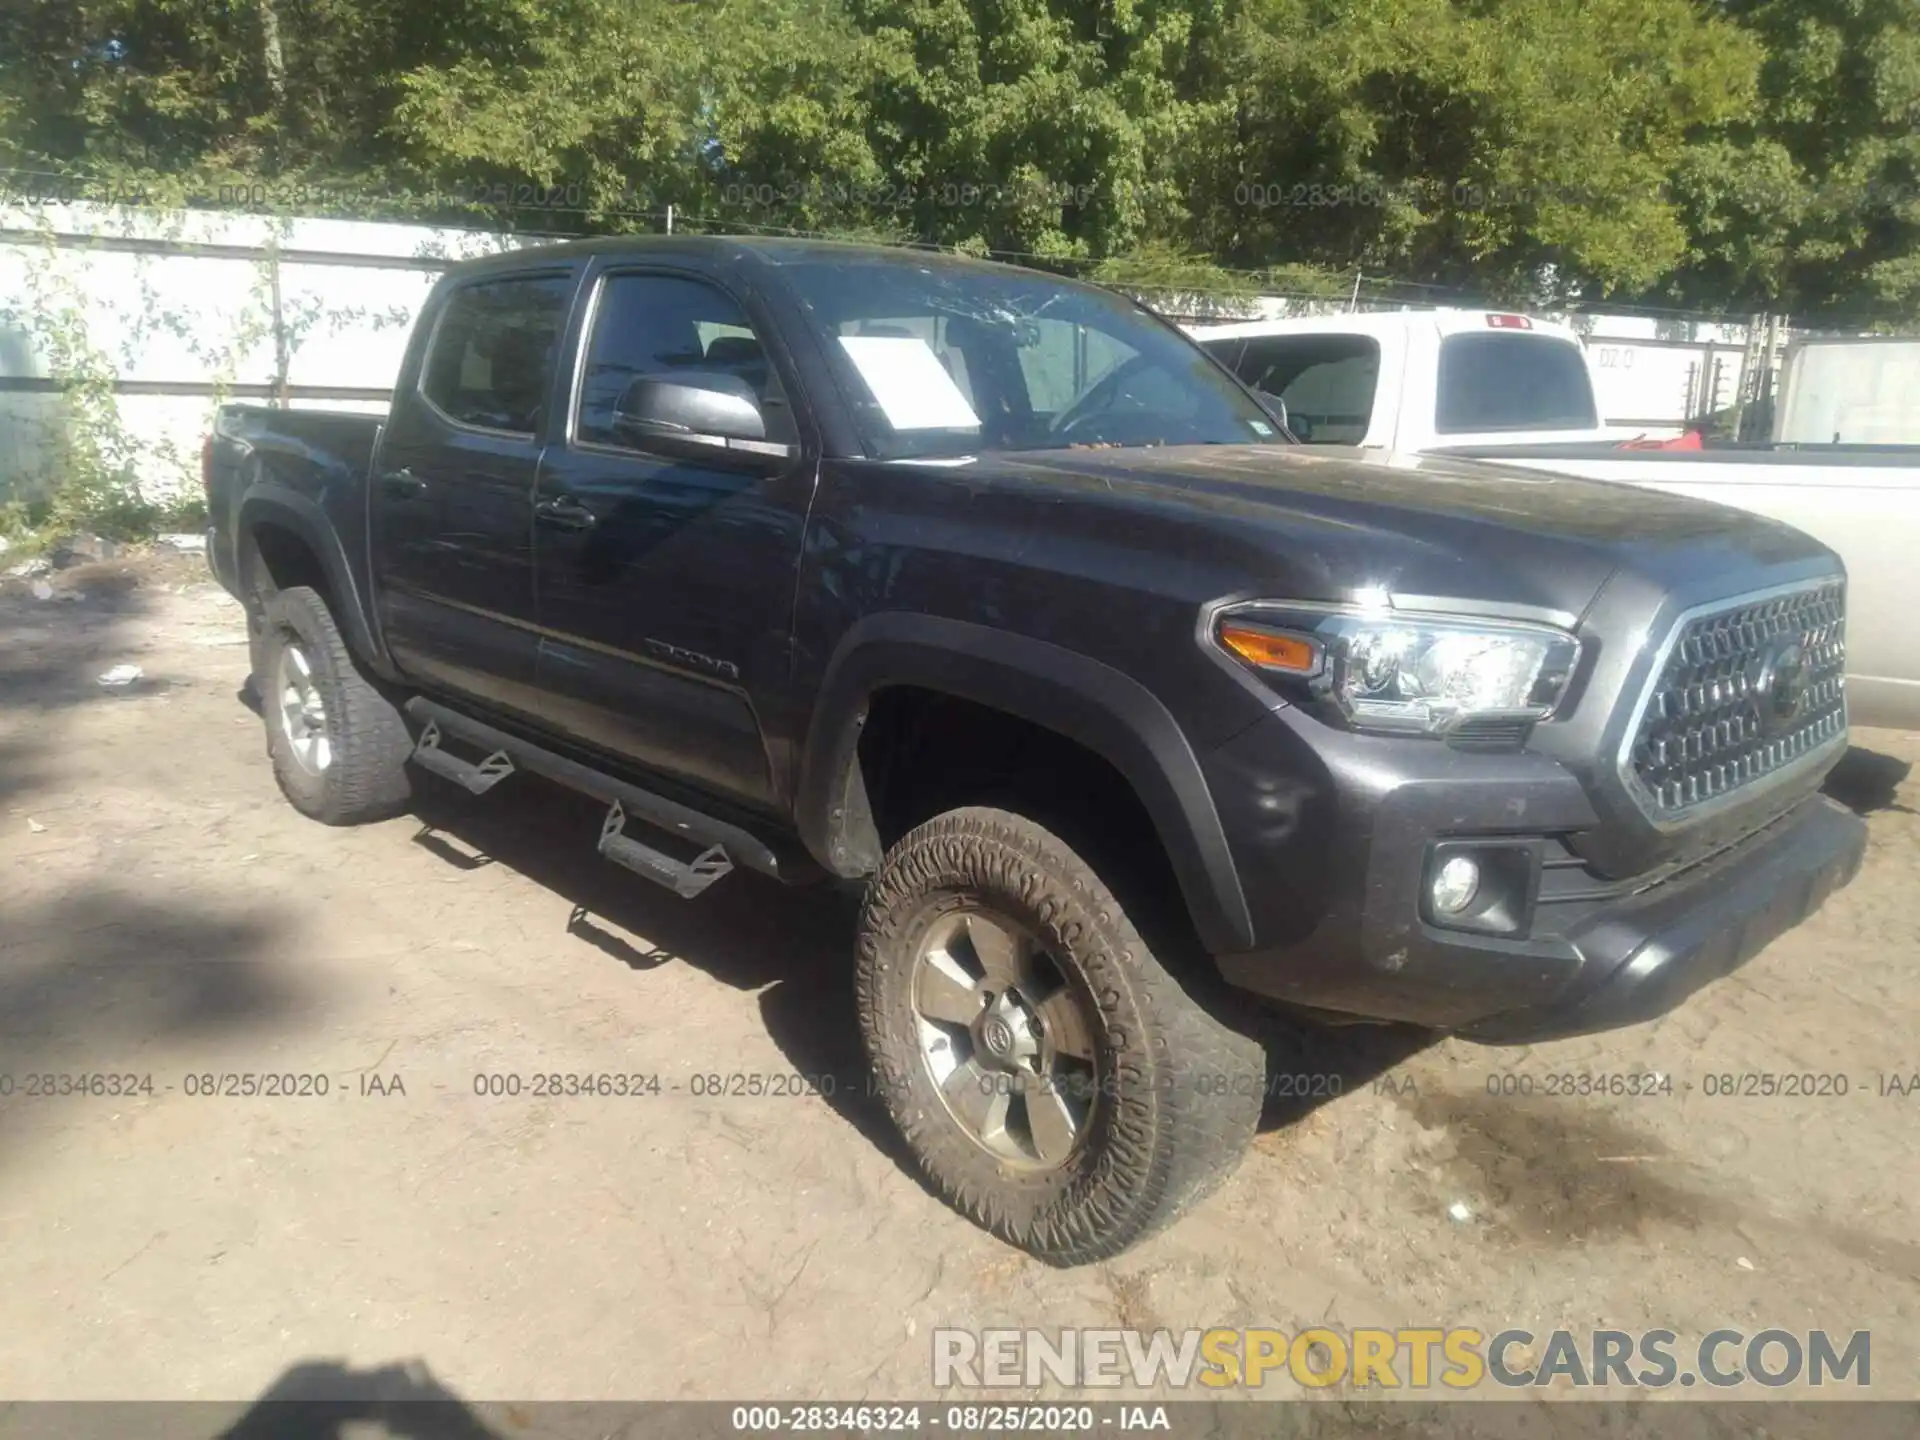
[1205,711,1867,1043]
[1456,794,1863,1041]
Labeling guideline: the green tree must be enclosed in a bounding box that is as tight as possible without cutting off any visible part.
[0,0,562,208]
[842,0,1234,261]
[1665,0,1920,322]
[3,0,1914,323]
[1188,0,1763,301]
[385,0,895,234]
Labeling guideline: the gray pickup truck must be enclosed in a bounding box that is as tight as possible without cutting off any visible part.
[203,237,1867,1263]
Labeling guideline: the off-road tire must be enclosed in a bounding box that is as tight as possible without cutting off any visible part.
[260,585,413,824]
[856,806,1263,1264]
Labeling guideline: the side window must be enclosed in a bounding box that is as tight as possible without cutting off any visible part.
[578,273,796,448]
[420,274,572,434]
[1230,335,1380,444]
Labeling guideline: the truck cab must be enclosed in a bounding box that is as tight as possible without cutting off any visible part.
[1189,308,1634,451]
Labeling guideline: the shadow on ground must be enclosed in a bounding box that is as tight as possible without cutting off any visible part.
[0,563,167,708]
[0,887,302,1050]
[1825,743,1915,815]
[0,559,318,1168]
[0,561,173,809]
[0,886,307,1161]
[404,770,1429,1184]
[1249,1012,1434,1132]
[405,774,909,1160]
[210,1360,501,1440]
[5,1361,516,1440]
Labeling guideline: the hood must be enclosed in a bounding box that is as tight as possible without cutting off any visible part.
[992,443,1835,622]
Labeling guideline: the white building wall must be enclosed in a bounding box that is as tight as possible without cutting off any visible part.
[5,202,1864,506]
[0,202,525,506]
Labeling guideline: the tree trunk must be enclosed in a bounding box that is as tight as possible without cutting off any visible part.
[259,0,288,108]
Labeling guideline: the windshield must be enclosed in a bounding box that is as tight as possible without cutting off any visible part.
[778,259,1287,460]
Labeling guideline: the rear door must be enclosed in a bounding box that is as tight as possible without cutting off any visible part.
[372,268,577,716]
[531,265,816,814]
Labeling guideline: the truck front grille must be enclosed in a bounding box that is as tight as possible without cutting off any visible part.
[1624,579,1847,821]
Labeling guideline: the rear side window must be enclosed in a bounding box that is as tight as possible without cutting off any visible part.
[1436,333,1597,433]
[420,274,572,434]
[1213,335,1380,444]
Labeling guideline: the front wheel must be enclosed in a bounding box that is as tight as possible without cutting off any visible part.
[259,585,413,825]
[855,807,1263,1264]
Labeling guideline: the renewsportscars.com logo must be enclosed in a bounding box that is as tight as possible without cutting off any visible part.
[932,1327,1872,1391]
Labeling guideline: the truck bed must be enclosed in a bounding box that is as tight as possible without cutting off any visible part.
[1435,440,1920,729]
[205,403,387,641]
[211,404,386,481]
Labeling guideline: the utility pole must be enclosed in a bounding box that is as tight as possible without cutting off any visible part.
[665,204,674,235]
[1729,312,1765,442]
[1755,311,1780,440]
[267,239,289,409]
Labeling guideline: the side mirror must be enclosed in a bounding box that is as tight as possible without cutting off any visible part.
[1255,389,1289,433]
[612,373,793,466]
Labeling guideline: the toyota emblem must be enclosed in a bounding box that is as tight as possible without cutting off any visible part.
[1751,637,1809,732]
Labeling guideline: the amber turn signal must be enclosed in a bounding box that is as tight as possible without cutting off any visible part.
[1218,622,1317,673]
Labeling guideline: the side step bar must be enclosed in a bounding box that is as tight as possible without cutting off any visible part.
[410,719,515,794]
[403,698,820,892]
[598,799,732,898]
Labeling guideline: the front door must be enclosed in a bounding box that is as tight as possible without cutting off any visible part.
[532,267,816,814]
[371,268,575,717]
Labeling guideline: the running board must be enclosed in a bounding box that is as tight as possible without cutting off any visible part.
[598,799,733,898]
[402,698,821,889]
[410,719,516,794]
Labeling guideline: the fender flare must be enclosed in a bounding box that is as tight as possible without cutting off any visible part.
[795,613,1254,955]
[235,483,393,678]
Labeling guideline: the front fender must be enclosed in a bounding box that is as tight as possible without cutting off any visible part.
[795,613,1254,955]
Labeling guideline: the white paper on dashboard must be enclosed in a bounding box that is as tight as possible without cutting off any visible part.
[837,336,981,430]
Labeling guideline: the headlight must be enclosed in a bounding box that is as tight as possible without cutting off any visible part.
[1215,606,1580,737]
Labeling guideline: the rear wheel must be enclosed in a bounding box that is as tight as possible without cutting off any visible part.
[856,806,1262,1264]
[259,585,412,825]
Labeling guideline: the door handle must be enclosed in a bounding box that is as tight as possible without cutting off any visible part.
[379,468,428,498]
[534,495,598,531]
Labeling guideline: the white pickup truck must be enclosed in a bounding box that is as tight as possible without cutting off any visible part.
[1191,310,1920,730]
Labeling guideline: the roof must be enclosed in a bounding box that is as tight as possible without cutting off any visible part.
[449,232,1060,282]
[1187,308,1586,346]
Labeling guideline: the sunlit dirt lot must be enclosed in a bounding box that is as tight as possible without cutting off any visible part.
[2,552,1915,1422]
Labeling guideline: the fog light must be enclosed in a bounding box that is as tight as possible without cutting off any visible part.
[1430,856,1481,915]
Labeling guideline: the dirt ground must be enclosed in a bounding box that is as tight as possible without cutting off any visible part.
[2,551,1917,1410]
